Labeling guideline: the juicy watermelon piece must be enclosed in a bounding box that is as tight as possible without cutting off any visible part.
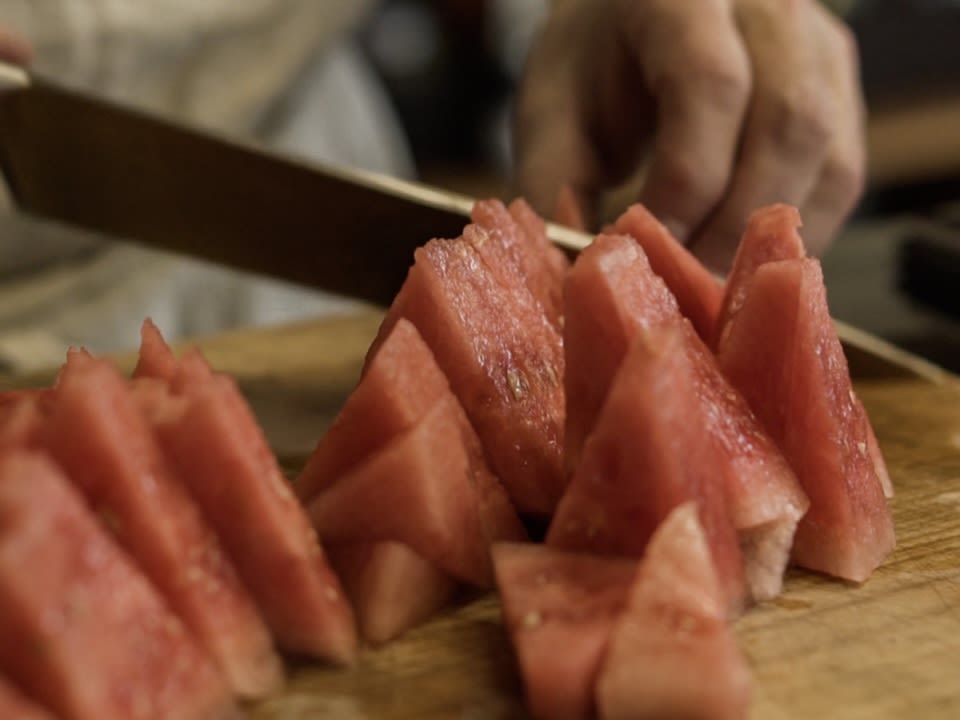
[0,451,235,720]
[470,199,568,331]
[132,318,178,381]
[370,235,565,515]
[328,542,458,645]
[0,675,54,720]
[596,502,752,720]
[143,369,359,664]
[43,356,283,699]
[309,397,501,588]
[562,233,681,472]
[0,394,44,449]
[296,318,451,502]
[491,542,636,720]
[508,197,571,322]
[613,204,723,344]
[547,323,746,613]
[715,204,806,350]
[717,259,896,581]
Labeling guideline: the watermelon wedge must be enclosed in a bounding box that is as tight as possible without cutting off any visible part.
[142,368,359,664]
[132,318,178,382]
[470,198,568,330]
[370,235,565,515]
[42,355,283,699]
[547,323,747,613]
[491,542,636,720]
[328,542,458,646]
[309,397,504,588]
[716,258,896,582]
[715,204,806,350]
[562,233,680,472]
[0,675,54,720]
[596,502,753,720]
[613,204,723,344]
[0,451,235,720]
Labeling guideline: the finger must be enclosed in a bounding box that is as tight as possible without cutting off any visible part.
[799,14,867,255]
[0,27,32,66]
[624,0,752,244]
[690,0,833,273]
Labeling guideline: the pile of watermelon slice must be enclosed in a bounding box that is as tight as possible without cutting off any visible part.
[0,198,894,719]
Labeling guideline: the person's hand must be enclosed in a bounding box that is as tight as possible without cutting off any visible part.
[0,24,31,66]
[513,0,865,273]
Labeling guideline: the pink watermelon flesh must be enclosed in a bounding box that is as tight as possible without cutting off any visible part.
[0,395,44,450]
[132,318,178,382]
[547,323,747,614]
[309,397,500,588]
[43,355,283,699]
[470,198,568,330]
[144,370,359,664]
[491,542,636,720]
[508,198,571,322]
[717,258,896,582]
[862,407,894,499]
[0,675,55,720]
[680,322,809,602]
[0,451,235,720]
[328,542,458,646]
[296,317,452,502]
[562,233,681,473]
[596,502,752,720]
[369,236,565,515]
[613,204,723,344]
[715,204,806,350]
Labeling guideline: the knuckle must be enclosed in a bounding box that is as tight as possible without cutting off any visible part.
[822,152,867,211]
[684,47,752,113]
[766,82,833,153]
[656,153,727,213]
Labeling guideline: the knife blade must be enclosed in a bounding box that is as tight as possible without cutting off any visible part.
[0,62,592,307]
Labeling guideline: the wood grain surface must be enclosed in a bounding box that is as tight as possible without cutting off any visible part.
[4,310,959,719]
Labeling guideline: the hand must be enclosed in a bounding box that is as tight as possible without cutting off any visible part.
[513,0,865,273]
[0,24,31,66]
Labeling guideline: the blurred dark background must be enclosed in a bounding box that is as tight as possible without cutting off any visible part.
[356,0,960,372]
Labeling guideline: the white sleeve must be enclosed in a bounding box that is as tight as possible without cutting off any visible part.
[1,0,376,134]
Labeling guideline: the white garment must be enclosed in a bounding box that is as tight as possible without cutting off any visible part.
[0,0,415,370]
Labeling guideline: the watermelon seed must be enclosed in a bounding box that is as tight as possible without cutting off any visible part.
[857,442,867,455]
[506,368,525,400]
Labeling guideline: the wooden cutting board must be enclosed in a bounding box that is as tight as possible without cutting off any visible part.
[4,311,959,719]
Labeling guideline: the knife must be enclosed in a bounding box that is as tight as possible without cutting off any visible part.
[0,62,591,307]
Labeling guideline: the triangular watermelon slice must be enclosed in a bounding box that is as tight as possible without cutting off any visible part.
[141,368,359,664]
[595,502,753,720]
[369,235,565,515]
[0,675,54,720]
[470,198,568,330]
[547,323,747,613]
[716,258,896,582]
[0,451,235,720]
[562,233,680,473]
[42,354,283,698]
[491,542,636,720]
[132,318,178,382]
[613,204,723,344]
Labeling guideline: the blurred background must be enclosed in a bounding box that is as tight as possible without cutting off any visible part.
[1,0,959,372]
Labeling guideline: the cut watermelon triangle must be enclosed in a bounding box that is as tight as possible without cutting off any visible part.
[0,674,54,720]
[563,233,681,473]
[328,542,458,646]
[0,450,235,720]
[491,542,636,720]
[369,236,565,515]
[470,198,569,330]
[132,318,178,382]
[547,322,747,614]
[717,258,896,582]
[613,204,723,344]
[42,356,284,699]
[715,204,806,350]
[308,397,499,589]
[596,502,753,720]
[145,371,359,664]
